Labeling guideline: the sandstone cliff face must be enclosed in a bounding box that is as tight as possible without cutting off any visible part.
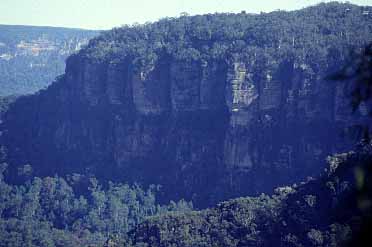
[2,6,371,206]
[1,50,355,206]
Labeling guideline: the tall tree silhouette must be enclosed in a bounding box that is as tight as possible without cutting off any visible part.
[328,43,372,142]
[329,43,372,246]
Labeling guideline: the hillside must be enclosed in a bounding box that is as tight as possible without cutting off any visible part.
[0,25,99,96]
[130,142,372,247]
[0,2,372,208]
[1,141,369,246]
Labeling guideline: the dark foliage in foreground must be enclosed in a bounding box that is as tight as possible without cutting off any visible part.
[129,39,372,246]
[1,146,370,246]
[0,167,192,246]
[129,143,372,247]
[1,3,372,246]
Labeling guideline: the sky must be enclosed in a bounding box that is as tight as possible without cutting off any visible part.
[1,0,371,30]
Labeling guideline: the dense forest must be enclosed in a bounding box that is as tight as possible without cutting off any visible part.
[1,1,371,205]
[130,143,372,247]
[126,29,372,247]
[1,142,371,246]
[1,2,372,246]
[0,25,98,96]
[81,2,371,68]
[0,164,192,246]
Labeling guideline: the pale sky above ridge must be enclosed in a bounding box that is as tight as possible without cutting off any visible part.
[1,0,371,30]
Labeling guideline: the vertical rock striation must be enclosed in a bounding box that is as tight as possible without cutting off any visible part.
[1,52,355,206]
[1,5,371,207]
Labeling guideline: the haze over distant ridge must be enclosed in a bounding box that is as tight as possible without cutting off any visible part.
[0,0,371,30]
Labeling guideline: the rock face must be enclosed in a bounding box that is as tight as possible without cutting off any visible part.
[0,54,352,206]
[1,5,371,207]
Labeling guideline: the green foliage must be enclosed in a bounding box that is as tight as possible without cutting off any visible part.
[131,143,372,246]
[131,194,282,246]
[1,3,372,246]
[0,167,192,246]
[79,2,371,75]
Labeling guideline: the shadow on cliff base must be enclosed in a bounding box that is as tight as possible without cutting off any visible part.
[327,43,372,246]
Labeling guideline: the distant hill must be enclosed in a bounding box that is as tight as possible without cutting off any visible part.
[0,25,99,96]
[0,2,372,246]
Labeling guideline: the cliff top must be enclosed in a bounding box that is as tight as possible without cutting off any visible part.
[75,2,371,68]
